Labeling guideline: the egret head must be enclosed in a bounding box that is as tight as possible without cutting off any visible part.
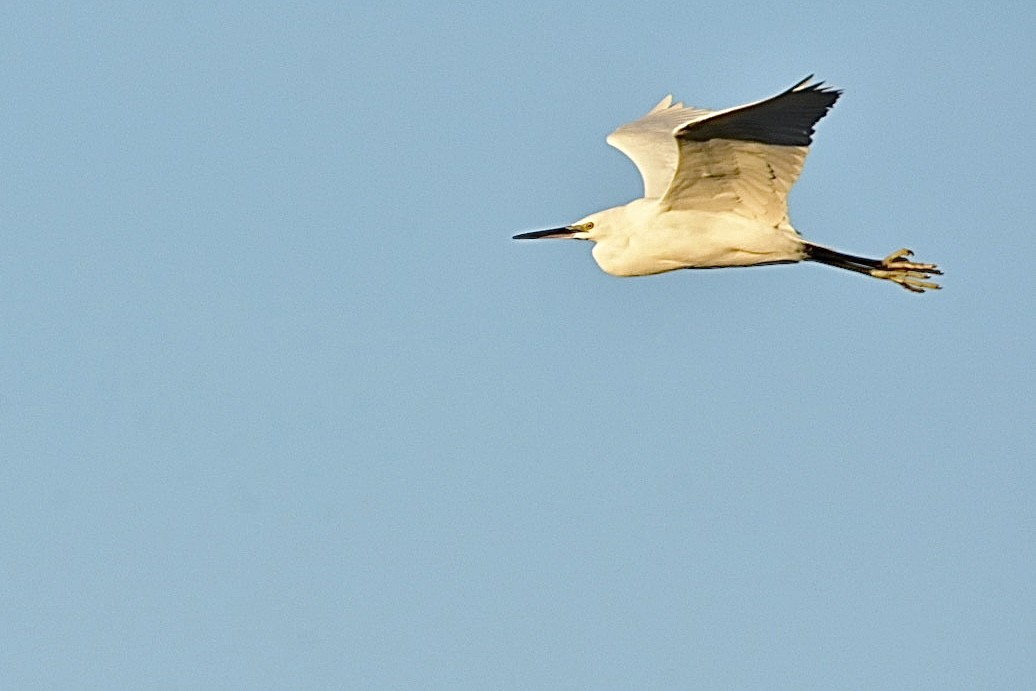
[512,208,621,243]
[512,220,594,242]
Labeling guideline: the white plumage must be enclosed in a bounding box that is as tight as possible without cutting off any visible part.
[514,76,941,293]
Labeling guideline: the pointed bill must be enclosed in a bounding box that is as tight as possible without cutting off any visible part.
[512,226,580,240]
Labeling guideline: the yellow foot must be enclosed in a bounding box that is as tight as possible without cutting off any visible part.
[869,248,942,293]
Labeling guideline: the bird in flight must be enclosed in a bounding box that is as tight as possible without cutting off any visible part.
[513,76,941,293]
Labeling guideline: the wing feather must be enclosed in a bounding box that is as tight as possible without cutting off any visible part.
[605,96,713,199]
[661,77,841,224]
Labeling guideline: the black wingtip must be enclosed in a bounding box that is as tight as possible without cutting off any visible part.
[677,76,842,147]
[793,74,815,90]
[790,74,843,98]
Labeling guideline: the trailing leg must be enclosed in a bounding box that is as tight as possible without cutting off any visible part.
[803,243,941,293]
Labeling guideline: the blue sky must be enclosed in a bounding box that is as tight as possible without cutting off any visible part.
[2,2,1033,688]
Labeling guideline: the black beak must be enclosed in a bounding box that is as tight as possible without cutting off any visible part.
[512,226,579,240]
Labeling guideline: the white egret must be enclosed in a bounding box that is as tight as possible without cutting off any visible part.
[514,76,941,293]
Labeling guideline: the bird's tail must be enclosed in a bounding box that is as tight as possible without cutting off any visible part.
[803,243,942,293]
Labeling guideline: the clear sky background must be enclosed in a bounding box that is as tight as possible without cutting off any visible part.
[2,2,1033,689]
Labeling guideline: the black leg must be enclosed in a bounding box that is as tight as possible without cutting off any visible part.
[802,242,942,293]
[803,243,883,274]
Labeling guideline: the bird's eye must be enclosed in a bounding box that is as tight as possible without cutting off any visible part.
[584,222,594,230]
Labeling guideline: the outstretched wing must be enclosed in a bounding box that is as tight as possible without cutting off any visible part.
[661,76,841,225]
[606,96,713,199]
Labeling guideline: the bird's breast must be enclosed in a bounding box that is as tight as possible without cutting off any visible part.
[590,211,804,276]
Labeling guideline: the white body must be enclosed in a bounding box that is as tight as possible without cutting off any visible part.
[585,199,804,277]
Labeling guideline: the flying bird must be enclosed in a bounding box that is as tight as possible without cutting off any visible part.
[513,76,941,293]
